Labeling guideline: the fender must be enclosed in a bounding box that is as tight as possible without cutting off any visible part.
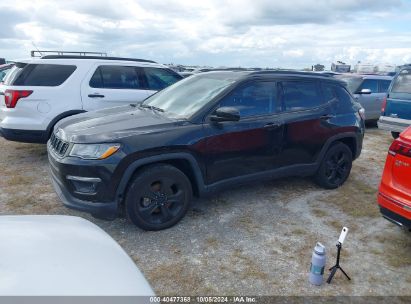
[314,132,360,167]
[114,152,207,201]
[46,110,86,137]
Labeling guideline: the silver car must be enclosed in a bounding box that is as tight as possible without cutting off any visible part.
[335,74,392,121]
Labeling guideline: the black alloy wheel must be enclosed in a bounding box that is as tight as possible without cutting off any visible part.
[125,164,192,231]
[314,142,353,189]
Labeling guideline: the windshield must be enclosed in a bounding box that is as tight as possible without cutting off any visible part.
[335,76,363,93]
[392,69,411,94]
[141,72,241,119]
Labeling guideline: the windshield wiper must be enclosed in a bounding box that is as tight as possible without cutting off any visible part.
[139,104,164,112]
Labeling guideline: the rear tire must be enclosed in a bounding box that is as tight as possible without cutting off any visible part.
[125,164,192,231]
[314,142,353,189]
[391,132,400,139]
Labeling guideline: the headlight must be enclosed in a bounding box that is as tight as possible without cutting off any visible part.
[69,143,120,160]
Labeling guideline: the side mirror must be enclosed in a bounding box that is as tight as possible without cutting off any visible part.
[210,107,240,122]
[359,88,372,94]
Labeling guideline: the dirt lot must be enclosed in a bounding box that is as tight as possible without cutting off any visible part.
[0,126,410,296]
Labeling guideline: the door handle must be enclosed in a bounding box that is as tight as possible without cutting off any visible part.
[320,114,335,120]
[264,122,282,129]
[88,93,105,98]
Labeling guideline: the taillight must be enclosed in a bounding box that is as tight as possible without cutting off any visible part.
[389,138,411,157]
[358,108,365,120]
[381,96,387,115]
[4,90,33,108]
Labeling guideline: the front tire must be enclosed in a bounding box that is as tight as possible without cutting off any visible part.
[125,164,192,231]
[391,132,400,139]
[314,142,353,189]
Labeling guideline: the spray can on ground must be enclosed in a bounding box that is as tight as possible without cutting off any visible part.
[309,242,326,285]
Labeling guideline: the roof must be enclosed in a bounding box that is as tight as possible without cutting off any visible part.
[0,215,154,296]
[335,73,392,80]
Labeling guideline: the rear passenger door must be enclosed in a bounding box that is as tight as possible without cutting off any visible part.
[277,80,336,167]
[81,64,151,111]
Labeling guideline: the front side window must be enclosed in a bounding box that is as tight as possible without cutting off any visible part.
[90,66,142,89]
[6,64,76,86]
[281,81,322,111]
[359,79,378,93]
[391,69,411,93]
[144,67,182,90]
[219,82,276,118]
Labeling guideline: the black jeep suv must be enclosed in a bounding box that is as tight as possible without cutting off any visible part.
[48,71,365,230]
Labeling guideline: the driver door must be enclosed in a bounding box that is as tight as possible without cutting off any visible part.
[204,81,285,184]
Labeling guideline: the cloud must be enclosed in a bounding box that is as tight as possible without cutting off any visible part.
[0,0,410,68]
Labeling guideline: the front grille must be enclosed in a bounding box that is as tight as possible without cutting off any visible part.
[49,133,69,157]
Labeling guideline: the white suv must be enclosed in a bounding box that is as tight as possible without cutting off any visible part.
[0,55,182,143]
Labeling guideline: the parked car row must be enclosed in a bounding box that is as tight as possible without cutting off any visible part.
[1,53,410,232]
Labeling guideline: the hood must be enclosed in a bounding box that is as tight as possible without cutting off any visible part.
[55,105,180,143]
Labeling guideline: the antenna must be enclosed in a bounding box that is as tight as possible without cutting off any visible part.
[31,42,43,57]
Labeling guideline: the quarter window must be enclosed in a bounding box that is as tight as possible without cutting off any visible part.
[7,64,76,87]
[219,82,276,118]
[281,81,322,111]
[322,83,337,103]
[90,66,142,89]
[144,68,182,90]
[378,80,391,93]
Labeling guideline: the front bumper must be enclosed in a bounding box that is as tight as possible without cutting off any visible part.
[378,116,411,133]
[47,143,122,220]
[50,168,118,219]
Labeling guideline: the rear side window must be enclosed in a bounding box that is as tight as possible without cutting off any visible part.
[7,64,76,86]
[144,67,182,90]
[359,79,378,93]
[378,80,391,93]
[90,66,143,89]
[281,81,322,111]
[391,70,411,93]
[334,85,355,112]
[322,83,337,103]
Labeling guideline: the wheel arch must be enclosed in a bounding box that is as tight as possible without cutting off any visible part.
[316,132,361,166]
[115,153,206,204]
[46,110,86,138]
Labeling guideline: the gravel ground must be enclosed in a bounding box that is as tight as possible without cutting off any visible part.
[0,126,410,295]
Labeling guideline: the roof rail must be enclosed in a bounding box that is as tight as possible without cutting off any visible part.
[31,50,107,58]
[39,55,157,64]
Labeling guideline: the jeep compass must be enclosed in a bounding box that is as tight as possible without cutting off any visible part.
[48,71,365,230]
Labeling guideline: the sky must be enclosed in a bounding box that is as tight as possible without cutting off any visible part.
[1,0,411,69]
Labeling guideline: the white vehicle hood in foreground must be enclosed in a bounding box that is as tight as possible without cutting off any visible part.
[0,215,154,296]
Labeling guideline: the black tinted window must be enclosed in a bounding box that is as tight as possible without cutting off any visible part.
[144,67,182,90]
[219,82,276,117]
[90,66,142,89]
[359,79,378,93]
[378,80,391,93]
[8,64,76,86]
[322,83,337,103]
[334,85,354,112]
[281,81,322,111]
[392,70,411,93]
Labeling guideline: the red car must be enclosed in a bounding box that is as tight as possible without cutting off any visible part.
[378,126,411,230]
